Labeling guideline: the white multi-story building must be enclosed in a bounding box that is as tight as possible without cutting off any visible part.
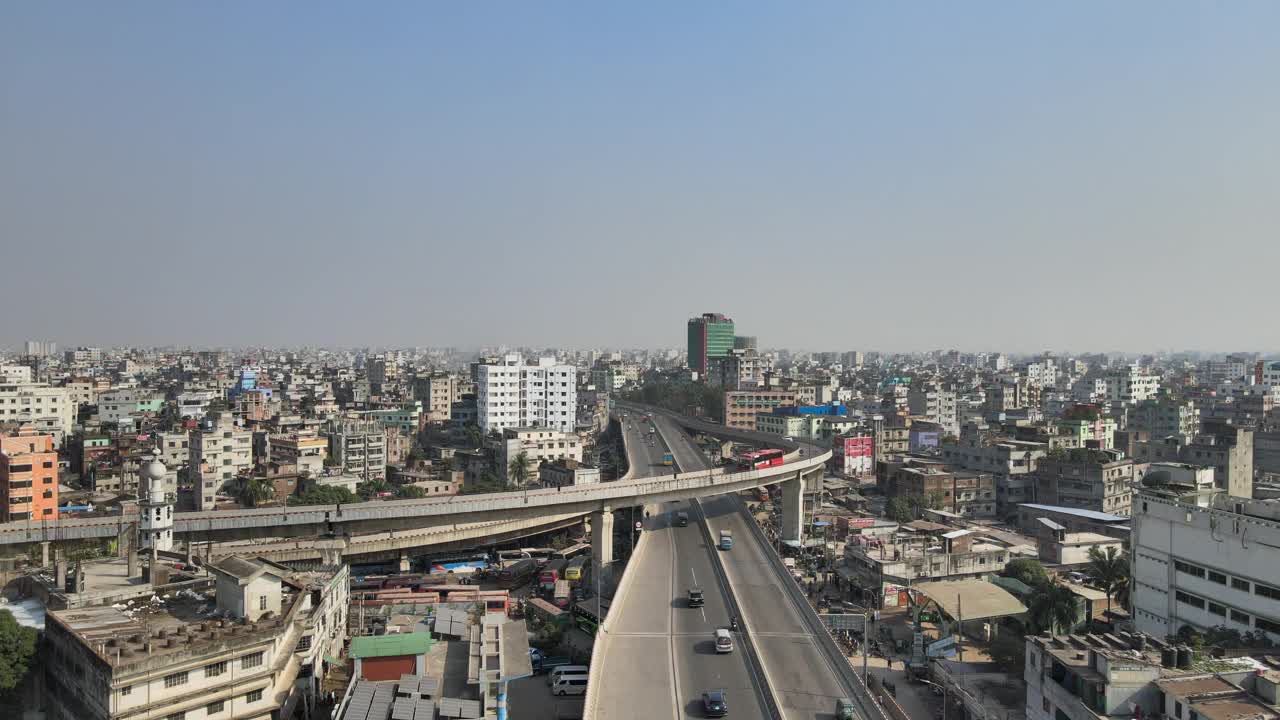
[907,386,958,436]
[500,427,583,483]
[98,388,163,427]
[44,557,348,720]
[477,354,577,433]
[1132,492,1280,644]
[0,383,76,445]
[0,365,32,384]
[176,390,219,419]
[1105,366,1161,404]
[326,419,386,483]
[191,413,253,510]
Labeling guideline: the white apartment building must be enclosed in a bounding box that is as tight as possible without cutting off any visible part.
[177,390,220,419]
[500,427,583,483]
[1263,360,1280,390]
[326,419,386,483]
[192,413,254,511]
[1105,366,1161,404]
[1132,492,1280,644]
[0,383,76,445]
[0,365,32,384]
[477,354,577,433]
[44,558,348,720]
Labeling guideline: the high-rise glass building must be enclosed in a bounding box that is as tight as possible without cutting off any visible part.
[687,313,735,376]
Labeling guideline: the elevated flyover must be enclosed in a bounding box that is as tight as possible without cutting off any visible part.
[587,411,885,720]
[586,415,777,720]
[0,421,830,551]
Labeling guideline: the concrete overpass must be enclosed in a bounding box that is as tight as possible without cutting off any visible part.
[0,419,830,581]
[588,408,885,720]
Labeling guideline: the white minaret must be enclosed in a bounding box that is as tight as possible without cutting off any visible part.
[138,456,173,553]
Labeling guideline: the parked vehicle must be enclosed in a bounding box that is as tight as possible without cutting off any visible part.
[496,558,537,589]
[552,675,590,696]
[546,665,589,686]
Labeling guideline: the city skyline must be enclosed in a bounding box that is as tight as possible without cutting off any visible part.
[4,3,1279,350]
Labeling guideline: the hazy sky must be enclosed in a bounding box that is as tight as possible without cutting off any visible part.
[3,3,1278,352]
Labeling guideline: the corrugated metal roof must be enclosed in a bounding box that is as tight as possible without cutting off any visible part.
[350,632,432,659]
[1018,503,1128,522]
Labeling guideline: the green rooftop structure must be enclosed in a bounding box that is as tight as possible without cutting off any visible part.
[349,632,433,659]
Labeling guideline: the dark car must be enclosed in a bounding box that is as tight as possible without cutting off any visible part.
[702,689,728,717]
[676,511,689,527]
[688,588,705,608]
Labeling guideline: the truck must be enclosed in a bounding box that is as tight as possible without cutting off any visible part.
[662,452,674,466]
[553,579,571,608]
[719,529,734,550]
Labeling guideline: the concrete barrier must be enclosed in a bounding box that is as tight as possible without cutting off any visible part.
[582,502,655,720]
[730,494,889,720]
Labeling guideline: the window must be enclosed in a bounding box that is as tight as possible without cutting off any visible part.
[241,652,264,669]
[121,685,132,696]
[1208,571,1227,585]
[259,596,268,610]
[1175,561,1205,579]
[1175,701,1183,718]
[207,701,225,714]
[1257,584,1280,601]
[1176,591,1205,610]
[1233,578,1251,592]
[205,661,226,677]
[1209,602,1226,617]
[166,713,185,720]
[297,635,312,652]
[1232,610,1250,624]
[1258,617,1280,635]
[246,689,263,703]
[164,671,188,688]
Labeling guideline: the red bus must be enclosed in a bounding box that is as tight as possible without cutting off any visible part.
[739,449,785,470]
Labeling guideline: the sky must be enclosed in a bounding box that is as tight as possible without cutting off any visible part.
[2,3,1278,353]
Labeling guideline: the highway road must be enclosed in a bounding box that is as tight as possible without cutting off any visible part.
[592,413,772,720]
[657,416,859,720]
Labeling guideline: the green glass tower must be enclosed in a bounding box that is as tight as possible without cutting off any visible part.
[687,313,735,376]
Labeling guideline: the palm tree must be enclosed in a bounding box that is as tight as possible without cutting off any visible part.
[1086,545,1130,617]
[233,476,276,508]
[1028,581,1079,635]
[508,451,531,487]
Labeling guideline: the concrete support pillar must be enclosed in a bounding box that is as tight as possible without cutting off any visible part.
[591,508,615,585]
[780,472,805,545]
[185,541,193,566]
[40,541,50,567]
[317,539,347,567]
[127,549,139,579]
[54,555,67,592]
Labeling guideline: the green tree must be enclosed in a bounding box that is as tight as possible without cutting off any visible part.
[395,485,428,499]
[0,609,37,694]
[290,485,358,505]
[986,632,1026,675]
[885,497,914,524]
[1086,545,1130,616]
[463,423,483,448]
[1003,558,1050,588]
[358,478,391,500]
[507,451,531,487]
[1028,582,1079,635]
[232,476,276,508]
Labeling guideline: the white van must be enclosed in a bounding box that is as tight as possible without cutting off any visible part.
[547,665,590,686]
[715,628,734,653]
[552,674,590,696]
